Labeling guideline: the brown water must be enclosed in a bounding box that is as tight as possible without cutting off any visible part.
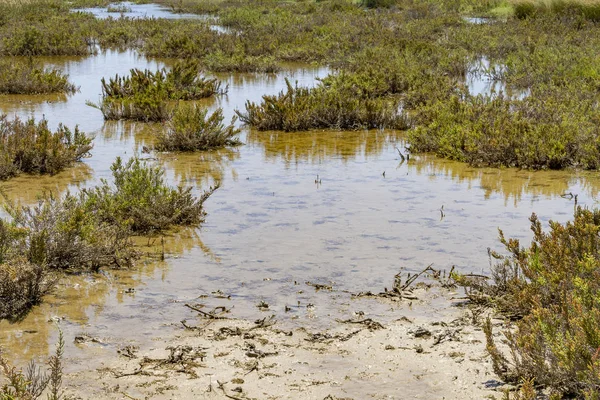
[73,2,209,20]
[0,48,597,372]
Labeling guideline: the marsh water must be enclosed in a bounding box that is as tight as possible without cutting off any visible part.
[74,1,208,20]
[0,44,598,371]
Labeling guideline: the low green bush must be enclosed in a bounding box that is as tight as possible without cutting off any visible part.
[0,155,220,319]
[408,86,600,170]
[237,77,407,131]
[156,105,241,152]
[0,59,77,95]
[0,115,92,180]
[456,208,600,398]
[90,60,225,121]
[0,192,135,320]
[83,157,219,233]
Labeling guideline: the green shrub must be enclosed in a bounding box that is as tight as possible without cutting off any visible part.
[361,0,396,8]
[237,77,407,131]
[202,50,280,73]
[457,208,600,397]
[156,105,241,152]
[90,60,225,121]
[510,0,600,21]
[0,155,219,319]
[0,59,76,95]
[0,258,55,322]
[0,3,94,57]
[0,115,92,180]
[83,157,219,233]
[0,191,135,320]
[408,86,600,170]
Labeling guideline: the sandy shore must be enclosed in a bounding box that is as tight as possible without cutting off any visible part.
[63,286,509,400]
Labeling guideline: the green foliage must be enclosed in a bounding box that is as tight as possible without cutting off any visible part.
[90,60,225,121]
[0,115,92,181]
[0,190,135,320]
[0,59,76,95]
[408,86,600,170]
[510,0,600,21]
[361,0,396,8]
[0,257,55,322]
[237,77,407,131]
[459,208,600,397]
[202,50,280,73]
[83,157,218,233]
[0,1,94,56]
[0,155,219,319]
[156,105,241,152]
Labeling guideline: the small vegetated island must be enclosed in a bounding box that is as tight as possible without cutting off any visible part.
[1,0,600,398]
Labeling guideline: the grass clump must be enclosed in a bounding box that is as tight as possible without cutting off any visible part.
[237,77,406,131]
[0,115,92,181]
[83,157,219,233]
[0,59,77,95]
[156,105,241,152]
[456,208,600,398]
[90,60,225,122]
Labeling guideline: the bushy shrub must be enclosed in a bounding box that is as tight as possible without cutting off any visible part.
[0,59,76,95]
[361,0,396,9]
[83,157,219,233]
[0,115,92,180]
[90,60,225,122]
[457,208,600,397]
[156,105,241,152]
[202,50,280,73]
[0,191,135,320]
[511,0,600,21]
[0,155,219,319]
[0,258,55,321]
[408,86,600,170]
[237,77,407,131]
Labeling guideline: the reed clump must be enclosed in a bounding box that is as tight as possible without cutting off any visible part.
[456,208,600,398]
[0,115,92,181]
[90,60,225,121]
[156,105,241,152]
[0,59,77,95]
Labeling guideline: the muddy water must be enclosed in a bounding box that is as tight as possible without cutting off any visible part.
[73,2,206,20]
[0,49,598,374]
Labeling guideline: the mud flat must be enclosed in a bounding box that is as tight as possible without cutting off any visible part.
[64,285,505,399]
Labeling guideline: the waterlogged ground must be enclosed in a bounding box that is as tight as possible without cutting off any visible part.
[73,1,207,20]
[0,32,598,398]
